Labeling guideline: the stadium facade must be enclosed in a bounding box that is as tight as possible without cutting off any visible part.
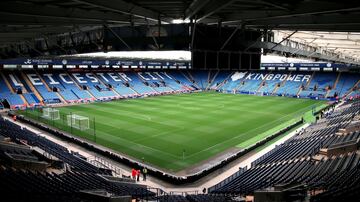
[0,59,359,109]
[1,0,360,201]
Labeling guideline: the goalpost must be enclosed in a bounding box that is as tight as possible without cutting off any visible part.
[255,91,264,96]
[42,108,60,120]
[67,114,90,131]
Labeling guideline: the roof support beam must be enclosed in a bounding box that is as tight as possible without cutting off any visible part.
[7,45,26,58]
[72,0,166,23]
[266,30,297,53]
[0,2,130,24]
[220,25,242,50]
[255,0,291,11]
[25,41,44,56]
[0,33,43,39]
[290,38,317,56]
[0,26,75,34]
[219,2,360,24]
[103,24,131,51]
[248,24,360,32]
[190,17,198,50]
[0,16,100,25]
[244,29,273,52]
[243,40,359,65]
[185,0,211,19]
[42,34,68,54]
[196,0,237,22]
[145,19,160,50]
[224,13,360,27]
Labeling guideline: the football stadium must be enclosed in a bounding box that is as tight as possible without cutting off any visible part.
[0,1,360,202]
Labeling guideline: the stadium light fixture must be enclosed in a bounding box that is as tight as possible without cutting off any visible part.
[68,51,191,61]
[172,19,190,24]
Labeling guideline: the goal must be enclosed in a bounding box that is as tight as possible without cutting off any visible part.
[255,91,265,96]
[42,108,60,120]
[67,114,89,131]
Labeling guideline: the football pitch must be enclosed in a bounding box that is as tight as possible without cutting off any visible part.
[20,92,326,172]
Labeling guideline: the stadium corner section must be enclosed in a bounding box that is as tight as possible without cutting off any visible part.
[13,92,329,185]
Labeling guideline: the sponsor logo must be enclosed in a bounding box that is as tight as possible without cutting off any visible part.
[231,72,247,81]
[81,61,93,64]
[24,59,31,64]
[244,73,311,82]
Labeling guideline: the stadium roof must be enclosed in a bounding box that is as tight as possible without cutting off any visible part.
[1,0,360,64]
[64,51,191,61]
[277,31,360,59]
[272,31,360,64]
[1,0,359,28]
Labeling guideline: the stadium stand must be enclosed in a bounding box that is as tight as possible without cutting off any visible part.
[328,72,359,98]
[94,72,138,97]
[0,115,238,201]
[309,161,360,202]
[258,71,284,94]
[0,70,359,201]
[0,166,154,201]
[1,70,359,109]
[138,72,174,93]
[123,72,156,95]
[153,194,235,202]
[2,0,360,201]
[69,72,118,99]
[276,72,306,97]
[154,72,185,91]
[209,71,231,90]
[170,71,197,90]
[154,194,189,202]
[299,72,338,98]
[50,72,94,101]
[0,116,155,201]
[220,71,246,93]
[0,75,24,107]
[0,118,110,174]
[23,93,39,105]
[39,72,79,102]
[188,70,210,90]
[210,100,360,201]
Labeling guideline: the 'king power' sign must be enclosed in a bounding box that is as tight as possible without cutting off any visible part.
[232,72,311,82]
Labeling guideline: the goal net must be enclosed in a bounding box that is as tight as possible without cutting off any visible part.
[42,108,60,120]
[67,114,89,131]
[255,91,265,96]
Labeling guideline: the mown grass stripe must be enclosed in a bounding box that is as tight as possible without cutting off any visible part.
[19,92,326,171]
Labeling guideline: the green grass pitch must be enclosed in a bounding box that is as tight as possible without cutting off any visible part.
[20,92,326,172]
